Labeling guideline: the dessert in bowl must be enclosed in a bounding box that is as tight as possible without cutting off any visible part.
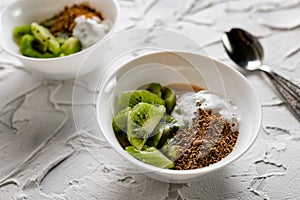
[94,51,261,183]
[0,0,119,80]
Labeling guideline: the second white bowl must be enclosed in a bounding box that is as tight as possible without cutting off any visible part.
[0,0,119,80]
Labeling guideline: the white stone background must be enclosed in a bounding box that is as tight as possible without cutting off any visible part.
[1,0,300,199]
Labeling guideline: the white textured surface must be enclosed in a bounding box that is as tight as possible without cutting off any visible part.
[0,0,300,199]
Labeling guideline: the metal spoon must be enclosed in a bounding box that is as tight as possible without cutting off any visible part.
[222,28,300,121]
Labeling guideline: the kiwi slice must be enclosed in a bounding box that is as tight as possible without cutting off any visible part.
[127,103,166,149]
[146,83,162,97]
[19,34,56,58]
[60,37,82,56]
[149,115,180,148]
[126,146,174,169]
[127,136,147,151]
[13,25,32,44]
[112,107,131,148]
[161,86,176,114]
[117,90,165,111]
[112,107,146,149]
[112,107,130,132]
[31,22,60,55]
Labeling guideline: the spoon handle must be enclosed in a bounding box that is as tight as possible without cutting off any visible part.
[266,71,300,121]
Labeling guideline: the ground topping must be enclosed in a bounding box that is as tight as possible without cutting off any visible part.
[173,103,239,170]
[48,3,104,37]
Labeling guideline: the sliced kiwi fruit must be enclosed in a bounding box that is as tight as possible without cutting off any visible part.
[60,37,82,56]
[31,22,60,55]
[126,146,174,169]
[127,102,166,149]
[117,90,165,111]
[19,34,56,58]
[112,107,131,148]
[127,136,147,151]
[13,25,32,44]
[146,83,162,97]
[151,115,180,148]
[161,86,176,114]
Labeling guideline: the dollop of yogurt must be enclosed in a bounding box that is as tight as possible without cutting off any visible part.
[172,90,239,131]
[72,16,109,49]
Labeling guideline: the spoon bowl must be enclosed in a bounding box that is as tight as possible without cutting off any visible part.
[222,28,300,121]
[222,28,264,71]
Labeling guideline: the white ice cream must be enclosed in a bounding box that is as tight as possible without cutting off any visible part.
[72,16,109,49]
[172,90,239,131]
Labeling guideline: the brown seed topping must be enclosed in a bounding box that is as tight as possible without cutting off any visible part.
[47,3,104,37]
[172,106,239,170]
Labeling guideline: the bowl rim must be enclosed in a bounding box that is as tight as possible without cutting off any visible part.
[96,50,262,176]
[0,0,120,62]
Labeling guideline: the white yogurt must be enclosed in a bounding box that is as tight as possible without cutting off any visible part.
[172,90,239,131]
[72,16,109,49]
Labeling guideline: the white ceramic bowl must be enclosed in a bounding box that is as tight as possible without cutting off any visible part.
[0,0,119,80]
[95,51,261,183]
